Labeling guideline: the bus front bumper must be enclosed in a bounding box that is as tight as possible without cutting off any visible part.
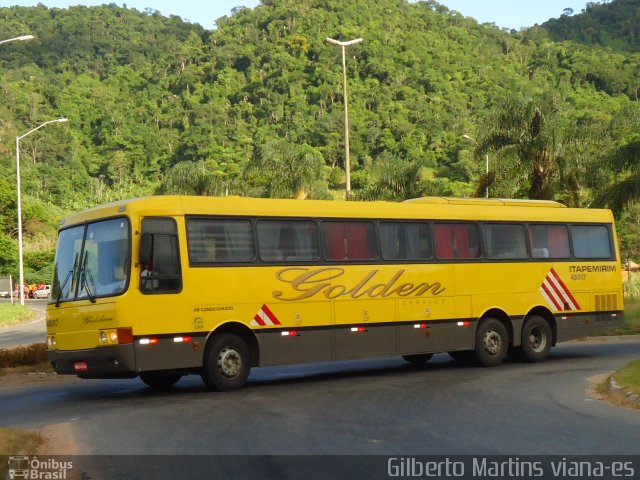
[47,344,137,379]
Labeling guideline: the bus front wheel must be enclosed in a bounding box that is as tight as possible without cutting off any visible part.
[202,333,250,391]
[474,318,508,367]
[521,315,552,362]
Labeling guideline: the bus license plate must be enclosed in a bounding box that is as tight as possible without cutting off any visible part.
[74,361,88,372]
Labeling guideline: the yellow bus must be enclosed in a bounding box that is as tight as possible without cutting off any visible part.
[46,195,623,390]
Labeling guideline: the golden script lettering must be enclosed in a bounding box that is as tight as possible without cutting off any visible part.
[272,267,446,302]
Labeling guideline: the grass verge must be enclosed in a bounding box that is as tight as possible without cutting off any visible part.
[0,303,34,327]
[611,359,640,395]
[0,427,43,456]
[608,296,640,335]
[598,360,640,410]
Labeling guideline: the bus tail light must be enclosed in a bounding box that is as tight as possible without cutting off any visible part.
[173,336,192,343]
[139,337,158,345]
[457,321,471,327]
[281,330,298,337]
[350,326,366,333]
[414,323,427,329]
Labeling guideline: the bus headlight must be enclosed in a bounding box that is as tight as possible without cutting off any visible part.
[98,328,133,345]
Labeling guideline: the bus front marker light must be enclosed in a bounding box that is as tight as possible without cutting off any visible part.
[108,330,118,343]
[99,331,107,344]
[117,327,133,344]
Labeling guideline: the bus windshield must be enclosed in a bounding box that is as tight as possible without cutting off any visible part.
[52,217,131,303]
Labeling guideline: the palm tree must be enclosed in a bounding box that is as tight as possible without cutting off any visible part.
[358,153,434,201]
[245,139,327,199]
[159,160,231,196]
[594,105,640,214]
[479,94,563,200]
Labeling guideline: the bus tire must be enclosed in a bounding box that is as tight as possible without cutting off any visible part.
[402,353,433,365]
[474,318,508,367]
[139,371,182,389]
[202,333,250,391]
[521,315,552,362]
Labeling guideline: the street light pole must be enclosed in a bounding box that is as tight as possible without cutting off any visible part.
[463,134,489,198]
[326,37,363,200]
[0,35,34,46]
[16,118,68,305]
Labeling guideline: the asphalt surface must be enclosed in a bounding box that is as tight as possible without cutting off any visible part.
[1,309,638,479]
[0,299,47,349]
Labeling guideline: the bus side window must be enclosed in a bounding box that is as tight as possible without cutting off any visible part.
[434,223,481,259]
[322,221,377,261]
[140,217,182,294]
[528,224,570,259]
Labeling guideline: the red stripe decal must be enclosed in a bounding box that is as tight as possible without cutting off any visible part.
[253,314,266,326]
[261,304,281,325]
[541,282,563,310]
[549,268,581,310]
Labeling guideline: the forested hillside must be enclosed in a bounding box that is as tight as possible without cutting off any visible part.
[543,0,640,52]
[0,0,639,282]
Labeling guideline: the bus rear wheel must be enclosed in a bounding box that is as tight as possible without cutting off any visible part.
[521,315,552,362]
[402,353,433,365]
[474,318,508,367]
[139,371,182,389]
[202,333,250,391]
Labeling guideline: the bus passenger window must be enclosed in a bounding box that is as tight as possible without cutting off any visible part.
[528,224,570,259]
[571,225,612,259]
[433,223,481,259]
[322,221,377,261]
[483,224,527,260]
[257,220,319,262]
[187,218,254,264]
[380,222,432,261]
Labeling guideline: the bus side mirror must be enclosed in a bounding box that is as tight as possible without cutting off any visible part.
[139,234,152,265]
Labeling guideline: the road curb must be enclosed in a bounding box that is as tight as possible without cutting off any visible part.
[606,376,640,409]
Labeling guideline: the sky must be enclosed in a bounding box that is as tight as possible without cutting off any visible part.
[4,0,591,31]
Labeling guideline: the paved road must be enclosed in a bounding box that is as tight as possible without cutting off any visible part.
[1,335,638,478]
[0,299,47,349]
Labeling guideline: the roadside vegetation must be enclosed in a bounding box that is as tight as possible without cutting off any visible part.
[616,296,640,335]
[0,427,43,455]
[0,342,51,379]
[598,360,640,410]
[0,303,34,327]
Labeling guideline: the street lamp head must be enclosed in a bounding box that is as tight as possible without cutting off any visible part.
[326,37,363,47]
[0,34,35,46]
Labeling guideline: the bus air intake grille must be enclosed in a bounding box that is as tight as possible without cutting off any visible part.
[595,294,617,312]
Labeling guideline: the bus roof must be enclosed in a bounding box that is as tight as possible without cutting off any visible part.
[59,195,613,229]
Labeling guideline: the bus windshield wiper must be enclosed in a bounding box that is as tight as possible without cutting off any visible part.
[81,252,97,303]
[83,269,97,303]
[55,269,73,308]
